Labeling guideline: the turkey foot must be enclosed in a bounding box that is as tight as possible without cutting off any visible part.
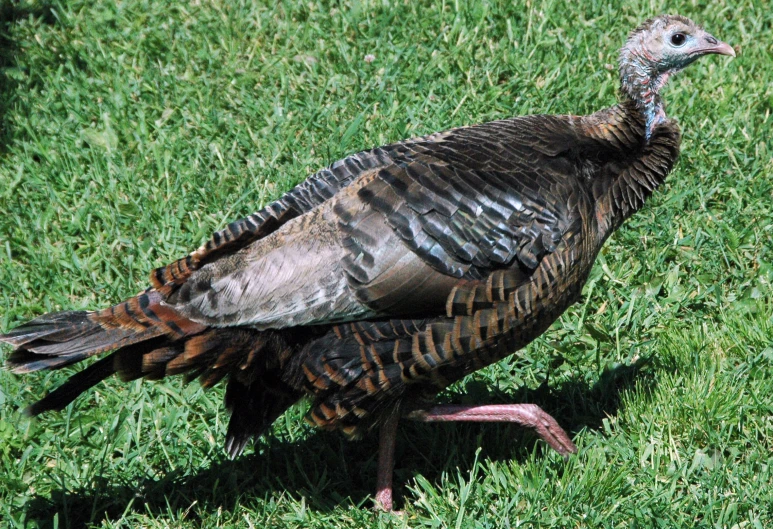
[374,404,576,511]
[411,404,577,456]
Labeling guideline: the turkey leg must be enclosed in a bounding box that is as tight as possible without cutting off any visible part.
[375,412,400,511]
[374,403,576,511]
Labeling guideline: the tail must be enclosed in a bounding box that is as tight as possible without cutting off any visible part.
[3,290,304,454]
[1,290,204,413]
[3,290,205,374]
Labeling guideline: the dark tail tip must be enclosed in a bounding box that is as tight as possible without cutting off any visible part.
[22,355,117,416]
[1,310,91,345]
[1,310,140,374]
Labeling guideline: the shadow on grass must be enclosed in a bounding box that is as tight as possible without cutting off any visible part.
[0,1,56,153]
[22,357,655,527]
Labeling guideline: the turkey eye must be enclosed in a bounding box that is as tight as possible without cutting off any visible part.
[671,33,686,46]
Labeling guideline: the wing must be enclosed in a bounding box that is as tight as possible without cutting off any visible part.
[338,114,595,314]
[158,113,602,330]
[153,111,596,297]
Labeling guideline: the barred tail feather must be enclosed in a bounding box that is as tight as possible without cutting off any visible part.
[2,290,206,375]
[1,290,208,416]
[5,312,158,374]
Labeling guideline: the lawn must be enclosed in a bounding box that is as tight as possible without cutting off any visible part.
[0,0,771,527]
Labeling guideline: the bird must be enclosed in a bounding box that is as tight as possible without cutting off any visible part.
[1,15,734,511]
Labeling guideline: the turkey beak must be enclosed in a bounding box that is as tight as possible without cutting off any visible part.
[696,34,736,57]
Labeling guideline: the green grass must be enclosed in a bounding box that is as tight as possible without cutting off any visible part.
[0,0,771,527]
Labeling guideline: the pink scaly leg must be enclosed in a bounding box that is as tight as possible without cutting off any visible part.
[374,403,576,511]
[375,412,400,511]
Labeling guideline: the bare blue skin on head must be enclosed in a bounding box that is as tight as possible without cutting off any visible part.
[618,15,735,141]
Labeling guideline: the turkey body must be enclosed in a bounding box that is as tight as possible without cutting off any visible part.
[2,100,680,456]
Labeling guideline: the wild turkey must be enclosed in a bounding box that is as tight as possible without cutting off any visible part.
[1,15,733,510]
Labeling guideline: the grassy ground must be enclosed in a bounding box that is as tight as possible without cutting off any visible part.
[0,0,770,527]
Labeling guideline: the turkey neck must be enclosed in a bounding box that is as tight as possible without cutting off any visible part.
[618,35,669,141]
[584,100,681,245]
